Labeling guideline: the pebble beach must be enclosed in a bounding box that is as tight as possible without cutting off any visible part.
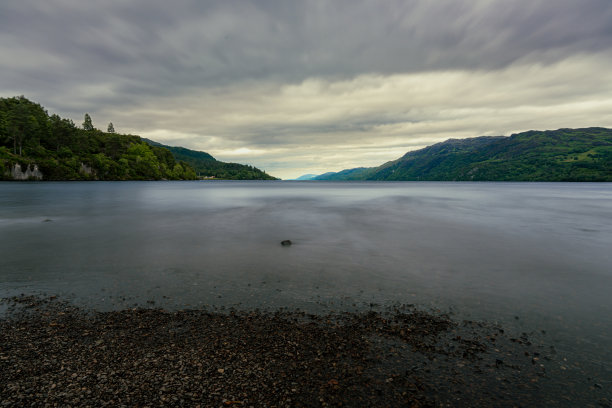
[2,296,608,407]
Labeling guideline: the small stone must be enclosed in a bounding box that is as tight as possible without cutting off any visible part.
[281,240,292,246]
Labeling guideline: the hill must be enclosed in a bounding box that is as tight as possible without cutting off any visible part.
[0,96,276,181]
[314,167,371,181]
[293,174,319,180]
[0,96,197,181]
[144,139,277,180]
[314,128,612,181]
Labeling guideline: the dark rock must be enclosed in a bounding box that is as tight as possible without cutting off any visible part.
[281,240,292,246]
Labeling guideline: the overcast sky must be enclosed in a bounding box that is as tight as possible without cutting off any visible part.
[2,0,611,178]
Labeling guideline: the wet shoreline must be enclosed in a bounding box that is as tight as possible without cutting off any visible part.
[0,296,609,407]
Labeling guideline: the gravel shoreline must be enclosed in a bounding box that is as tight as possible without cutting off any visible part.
[0,296,608,407]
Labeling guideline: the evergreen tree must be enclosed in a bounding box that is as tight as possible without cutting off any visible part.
[83,113,94,131]
[107,122,115,133]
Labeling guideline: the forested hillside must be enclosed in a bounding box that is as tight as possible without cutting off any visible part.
[315,128,612,181]
[145,139,277,180]
[0,96,196,180]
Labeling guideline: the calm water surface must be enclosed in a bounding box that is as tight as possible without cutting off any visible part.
[1,181,611,393]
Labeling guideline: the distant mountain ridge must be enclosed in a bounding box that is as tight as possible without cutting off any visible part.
[314,128,612,181]
[293,174,318,180]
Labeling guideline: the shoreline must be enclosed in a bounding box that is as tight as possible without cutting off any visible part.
[0,296,608,407]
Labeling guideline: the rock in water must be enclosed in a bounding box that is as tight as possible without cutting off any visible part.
[281,240,292,246]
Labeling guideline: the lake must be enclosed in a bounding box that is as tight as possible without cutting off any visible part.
[1,181,611,396]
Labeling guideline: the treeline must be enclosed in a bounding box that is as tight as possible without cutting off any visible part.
[204,162,277,180]
[145,140,277,180]
[0,96,196,180]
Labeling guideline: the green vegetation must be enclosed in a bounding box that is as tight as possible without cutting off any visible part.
[0,96,196,180]
[145,139,277,180]
[313,168,371,181]
[0,96,277,181]
[315,128,612,181]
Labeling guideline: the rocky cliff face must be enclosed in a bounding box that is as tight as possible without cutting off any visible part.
[80,163,94,176]
[9,163,43,180]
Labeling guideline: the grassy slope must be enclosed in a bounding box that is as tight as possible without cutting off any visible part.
[315,128,612,181]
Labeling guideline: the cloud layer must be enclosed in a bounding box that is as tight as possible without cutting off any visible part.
[2,0,611,178]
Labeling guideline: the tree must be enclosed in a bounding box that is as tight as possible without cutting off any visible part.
[8,100,38,155]
[107,122,115,133]
[83,113,94,131]
[0,109,8,147]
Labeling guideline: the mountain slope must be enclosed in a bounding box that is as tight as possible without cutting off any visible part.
[1,96,196,180]
[144,139,277,180]
[314,167,372,180]
[0,96,277,181]
[314,128,612,181]
[294,174,318,180]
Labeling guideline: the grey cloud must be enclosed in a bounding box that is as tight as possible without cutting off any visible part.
[1,0,612,178]
[2,1,612,99]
